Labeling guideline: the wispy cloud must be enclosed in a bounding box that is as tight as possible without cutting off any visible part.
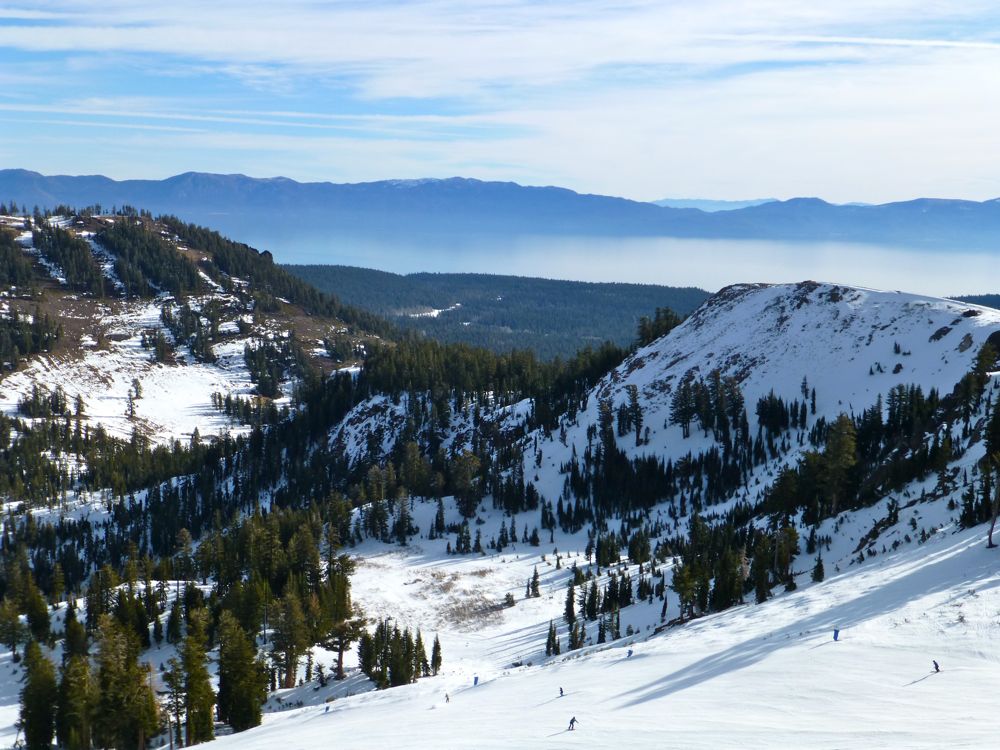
[3,1,1000,201]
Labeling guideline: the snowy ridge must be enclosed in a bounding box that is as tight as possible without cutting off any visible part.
[527,281,1000,504]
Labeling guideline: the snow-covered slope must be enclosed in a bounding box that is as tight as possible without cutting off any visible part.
[528,281,1000,503]
[0,215,368,444]
[194,509,1000,750]
[0,298,258,443]
[4,272,1000,749]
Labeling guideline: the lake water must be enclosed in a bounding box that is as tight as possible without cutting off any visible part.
[248,228,999,297]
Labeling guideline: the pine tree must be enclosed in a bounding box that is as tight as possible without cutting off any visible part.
[751,536,772,604]
[530,567,541,598]
[152,614,163,645]
[431,634,443,675]
[271,590,309,689]
[821,414,857,517]
[23,576,49,641]
[984,400,1000,547]
[166,598,182,643]
[564,583,576,625]
[434,497,446,535]
[50,563,65,606]
[217,611,267,732]
[182,609,215,745]
[414,629,430,678]
[0,598,25,656]
[20,640,57,750]
[393,496,413,545]
[585,580,599,621]
[62,605,88,660]
[321,613,365,680]
[56,654,93,750]
[162,656,185,748]
[92,615,159,750]
[812,554,825,583]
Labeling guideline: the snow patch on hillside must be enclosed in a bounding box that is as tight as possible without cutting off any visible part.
[0,297,257,443]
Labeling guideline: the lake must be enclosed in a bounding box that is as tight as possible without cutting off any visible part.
[236,227,999,297]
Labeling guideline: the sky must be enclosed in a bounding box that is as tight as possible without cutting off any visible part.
[2,1,1000,203]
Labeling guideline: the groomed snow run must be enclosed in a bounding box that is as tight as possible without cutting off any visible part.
[203,520,1000,749]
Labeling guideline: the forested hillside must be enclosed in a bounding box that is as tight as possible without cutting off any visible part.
[284,264,708,359]
[954,294,1000,310]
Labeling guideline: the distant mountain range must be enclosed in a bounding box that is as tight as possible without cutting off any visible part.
[2,169,1000,251]
[651,197,775,211]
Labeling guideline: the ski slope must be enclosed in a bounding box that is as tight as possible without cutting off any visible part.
[203,519,1000,749]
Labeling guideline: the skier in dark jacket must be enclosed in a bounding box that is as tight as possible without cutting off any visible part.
[933,660,940,673]
[559,687,564,697]
[568,717,578,731]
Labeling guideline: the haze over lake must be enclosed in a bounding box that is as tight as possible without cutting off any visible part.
[247,229,997,297]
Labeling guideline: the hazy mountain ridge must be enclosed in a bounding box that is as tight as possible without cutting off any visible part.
[5,169,1000,250]
[651,197,776,211]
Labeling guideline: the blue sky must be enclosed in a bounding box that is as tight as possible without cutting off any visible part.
[2,1,1000,202]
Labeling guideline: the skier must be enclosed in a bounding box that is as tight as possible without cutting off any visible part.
[568,717,578,731]
[627,648,633,658]
[933,660,940,673]
[559,687,564,697]
[445,693,450,703]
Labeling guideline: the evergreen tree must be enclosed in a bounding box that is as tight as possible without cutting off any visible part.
[56,654,93,750]
[92,615,158,750]
[271,590,309,689]
[564,583,576,625]
[162,657,185,749]
[434,497,446,535]
[20,640,57,750]
[0,598,25,656]
[452,451,482,518]
[166,598,182,643]
[62,605,88,660]
[23,576,49,641]
[182,609,215,745]
[327,612,366,679]
[812,554,825,583]
[431,634,442,676]
[822,414,857,517]
[984,400,1000,547]
[414,630,430,678]
[751,535,773,604]
[217,611,267,733]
